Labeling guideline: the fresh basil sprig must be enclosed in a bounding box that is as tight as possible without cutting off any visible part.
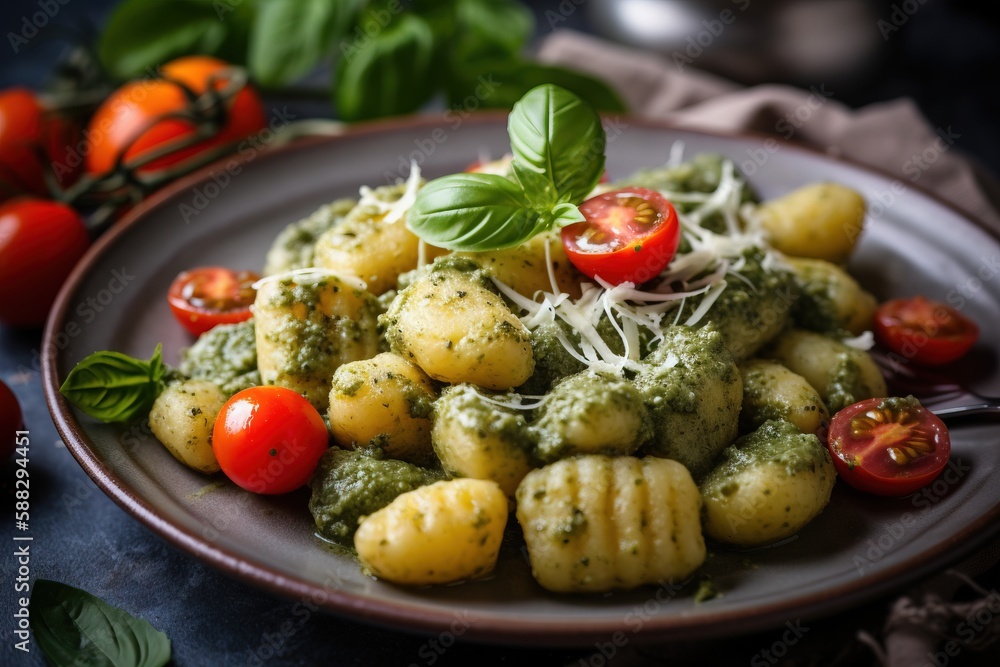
[30,579,171,667]
[59,344,166,423]
[408,84,606,251]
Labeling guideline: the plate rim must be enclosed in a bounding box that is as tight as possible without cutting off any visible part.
[41,112,1000,646]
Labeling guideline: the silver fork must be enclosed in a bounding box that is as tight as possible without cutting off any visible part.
[869,349,1000,421]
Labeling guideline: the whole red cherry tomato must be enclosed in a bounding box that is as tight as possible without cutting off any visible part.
[561,187,680,286]
[1,379,24,461]
[85,56,267,176]
[0,197,90,328]
[167,267,259,336]
[213,386,328,495]
[0,88,82,201]
[827,396,951,497]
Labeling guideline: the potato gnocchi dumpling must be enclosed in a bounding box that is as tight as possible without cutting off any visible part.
[516,455,705,593]
[764,329,887,413]
[533,370,649,463]
[149,380,227,473]
[739,359,830,435]
[700,420,836,547]
[634,325,742,480]
[458,233,584,299]
[254,271,382,411]
[432,384,535,498]
[754,183,865,264]
[788,257,877,335]
[354,478,508,586]
[264,198,357,276]
[328,352,437,465]
[382,258,533,390]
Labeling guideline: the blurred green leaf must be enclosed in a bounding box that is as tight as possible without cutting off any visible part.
[98,0,232,79]
[249,0,363,87]
[453,0,533,62]
[450,59,627,113]
[335,13,436,121]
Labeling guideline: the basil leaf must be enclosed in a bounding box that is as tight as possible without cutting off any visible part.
[60,344,166,423]
[335,14,435,122]
[249,0,363,87]
[547,202,586,228]
[98,0,228,80]
[408,173,544,251]
[508,84,607,207]
[30,579,171,667]
[453,0,533,63]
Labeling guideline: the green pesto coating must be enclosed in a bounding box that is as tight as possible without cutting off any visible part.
[263,198,357,275]
[700,419,831,500]
[179,319,260,396]
[790,261,850,335]
[634,324,742,480]
[532,370,650,462]
[308,447,445,545]
[683,248,800,361]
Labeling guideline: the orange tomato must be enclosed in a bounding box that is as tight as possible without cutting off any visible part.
[85,56,266,175]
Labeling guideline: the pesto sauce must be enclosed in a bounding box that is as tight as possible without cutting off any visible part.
[701,420,829,500]
[263,197,357,275]
[179,319,260,396]
[308,447,445,545]
[790,262,850,335]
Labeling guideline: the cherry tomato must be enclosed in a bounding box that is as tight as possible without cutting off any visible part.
[0,197,90,328]
[827,396,951,497]
[86,56,266,176]
[0,88,81,201]
[213,386,328,494]
[874,296,978,366]
[1,379,24,461]
[167,267,259,336]
[561,187,680,286]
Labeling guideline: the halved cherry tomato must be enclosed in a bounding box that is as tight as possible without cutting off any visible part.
[827,396,951,497]
[874,296,978,366]
[0,197,90,328]
[1,379,24,461]
[561,187,680,286]
[213,386,328,494]
[167,267,259,336]
[86,56,266,176]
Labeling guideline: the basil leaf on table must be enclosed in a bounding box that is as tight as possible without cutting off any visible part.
[408,173,544,251]
[508,84,607,207]
[335,13,436,122]
[249,0,363,87]
[98,0,230,80]
[59,344,166,423]
[30,579,171,667]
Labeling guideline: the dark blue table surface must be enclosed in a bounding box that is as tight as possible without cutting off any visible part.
[3,1,1000,665]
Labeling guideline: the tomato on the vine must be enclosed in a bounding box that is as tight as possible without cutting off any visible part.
[561,187,680,286]
[213,386,329,495]
[167,267,259,336]
[86,56,267,176]
[0,88,81,201]
[0,197,90,328]
[1,379,24,461]
[827,396,951,497]
[874,296,978,366]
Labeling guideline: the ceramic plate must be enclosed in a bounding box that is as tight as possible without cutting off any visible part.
[43,114,1000,645]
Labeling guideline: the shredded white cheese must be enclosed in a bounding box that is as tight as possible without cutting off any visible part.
[842,331,876,350]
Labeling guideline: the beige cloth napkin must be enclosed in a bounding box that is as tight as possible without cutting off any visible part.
[538,30,1000,232]
[537,29,1000,667]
